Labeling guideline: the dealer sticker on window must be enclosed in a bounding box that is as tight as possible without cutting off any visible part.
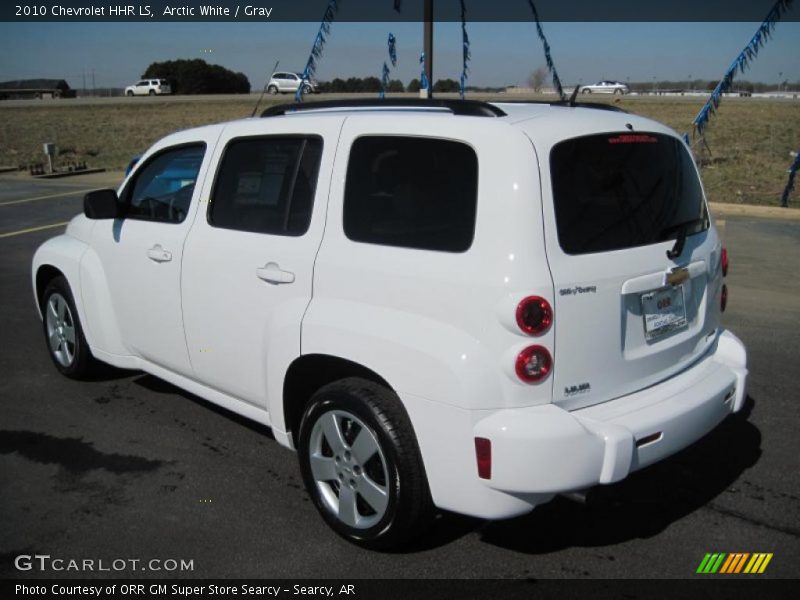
[641,285,688,340]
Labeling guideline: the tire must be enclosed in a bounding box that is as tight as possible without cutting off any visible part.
[297,378,434,549]
[148,90,156,96]
[41,276,101,379]
[126,90,133,97]
[583,88,592,94]
[268,85,278,95]
[614,88,622,95]
[303,84,312,95]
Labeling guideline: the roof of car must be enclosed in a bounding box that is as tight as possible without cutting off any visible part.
[163,99,677,147]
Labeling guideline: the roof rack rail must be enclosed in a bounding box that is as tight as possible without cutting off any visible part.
[494,99,628,113]
[260,98,507,118]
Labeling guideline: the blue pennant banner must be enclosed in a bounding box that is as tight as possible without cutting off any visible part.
[379,33,397,99]
[693,0,794,136]
[296,0,340,102]
[459,0,471,99]
[781,151,800,207]
[420,52,429,91]
[526,0,565,100]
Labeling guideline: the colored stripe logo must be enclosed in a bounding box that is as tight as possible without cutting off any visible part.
[696,553,773,574]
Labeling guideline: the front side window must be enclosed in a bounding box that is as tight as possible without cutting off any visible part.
[124,144,205,224]
[550,132,708,255]
[209,136,322,236]
[343,136,478,252]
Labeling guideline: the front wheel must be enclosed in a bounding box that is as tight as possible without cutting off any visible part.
[297,378,434,549]
[267,85,278,95]
[303,84,312,94]
[41,276,101,379]
[126,90,133,97]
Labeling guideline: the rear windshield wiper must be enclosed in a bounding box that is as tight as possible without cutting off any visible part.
[662,217,707,260]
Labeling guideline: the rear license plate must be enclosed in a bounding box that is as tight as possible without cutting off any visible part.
[641,285,687,340]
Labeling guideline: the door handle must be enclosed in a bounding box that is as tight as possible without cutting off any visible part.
[146,245,172,263]
[256,262,295,285]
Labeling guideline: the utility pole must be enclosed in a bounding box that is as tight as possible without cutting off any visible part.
[422,0,433,98]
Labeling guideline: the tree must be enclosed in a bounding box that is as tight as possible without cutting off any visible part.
[527,67,548,92]
[433,78,459,93]
[386,79,405,93]
[407,78,421,93]
[142,59,250,94]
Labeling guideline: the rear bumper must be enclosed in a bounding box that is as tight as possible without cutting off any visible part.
[474,329,747,496]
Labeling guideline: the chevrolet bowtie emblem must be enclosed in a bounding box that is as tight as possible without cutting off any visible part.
[666,267,690,286]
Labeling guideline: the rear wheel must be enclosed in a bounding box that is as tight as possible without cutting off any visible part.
[41,276,101,379]
[148,89,156,96]
[583,88,592,94]
[303,84,312,94]
[297,378,434,549]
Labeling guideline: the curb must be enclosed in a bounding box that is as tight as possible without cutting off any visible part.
[709,202,800,221]
[32,168,106,179]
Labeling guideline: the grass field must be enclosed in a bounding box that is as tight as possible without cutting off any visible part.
[1,94,798,205]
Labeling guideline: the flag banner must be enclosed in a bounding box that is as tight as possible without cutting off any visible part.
[781,151,800,207]
[459,0,471,99]
[692,0,794,136]
[526,0,566,100]
[296,0,340,101]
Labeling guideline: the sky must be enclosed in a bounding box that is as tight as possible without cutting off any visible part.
[0,20,798,90]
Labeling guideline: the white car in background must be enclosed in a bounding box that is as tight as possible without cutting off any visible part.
[125,79,171,96]
[267,72,317,95]
[580,80,629,95]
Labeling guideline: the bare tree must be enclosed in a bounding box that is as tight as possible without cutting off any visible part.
[528,67,548,92]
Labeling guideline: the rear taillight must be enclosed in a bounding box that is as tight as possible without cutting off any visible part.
[721,284,728,312]
[515,296,552,335]
[721,247,729,277]
[515,345,552,383]
[474,437,492,479]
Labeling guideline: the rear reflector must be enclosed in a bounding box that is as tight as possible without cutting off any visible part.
[474,437,492,479]
[721,284,728,312]
[515,345,552,383]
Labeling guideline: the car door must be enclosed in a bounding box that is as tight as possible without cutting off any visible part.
[135,80,148,95]
[89,134,217,377]
[181,117,342,409]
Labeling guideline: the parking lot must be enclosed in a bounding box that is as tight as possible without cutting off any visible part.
[0,171,798,579]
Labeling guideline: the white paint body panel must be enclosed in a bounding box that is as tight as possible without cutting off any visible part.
[31,104,748,521]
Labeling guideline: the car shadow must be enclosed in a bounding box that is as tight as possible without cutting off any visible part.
[131,374,275,440]
[121,371,761,554]
[395,396,761,554]
[477,395,761,554]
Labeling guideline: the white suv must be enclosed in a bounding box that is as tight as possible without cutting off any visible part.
[267,72,316,95]
[32,98,747,549]
[125,79,171,96]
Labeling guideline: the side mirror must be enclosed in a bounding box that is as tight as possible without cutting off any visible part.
[83,189,121,219]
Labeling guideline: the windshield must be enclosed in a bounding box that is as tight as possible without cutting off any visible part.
[550,132,708,255]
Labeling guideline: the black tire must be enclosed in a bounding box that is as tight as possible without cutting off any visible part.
[148,90,156,96]
[583,88,592,94]
[297,378,434,549]
[303,84,312,95]
[126,90,133,97]
[41,276,101,379]
[268,85,279,95]
[614,88,622,95]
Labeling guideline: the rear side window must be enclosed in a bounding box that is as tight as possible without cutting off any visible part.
[343,136,478,252]
[550,133,708,255]
[209,136,322,236]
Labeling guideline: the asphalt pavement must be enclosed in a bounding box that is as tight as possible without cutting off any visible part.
[0,172,798,580]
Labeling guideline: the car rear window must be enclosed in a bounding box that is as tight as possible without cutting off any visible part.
[343,136,478,252]
[550,132,708,255]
